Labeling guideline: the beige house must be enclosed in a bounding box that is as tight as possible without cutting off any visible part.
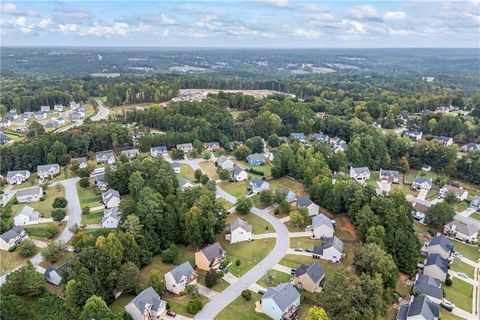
[293,263,325,293]
[195,242,225,271]
[423,254,449,282]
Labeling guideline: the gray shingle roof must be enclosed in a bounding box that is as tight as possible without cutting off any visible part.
[16,186,43,197]
[380,168,400,178]
[201,242,224,262]
[295,263,325,283]
[230,218,252,233]
[179,178,192,188]
[312,214,333,230]
[445,221,479,236]
[406,295,439,319]
[246,153,266,162]
[102,207,121,224]
[297,197,313,207]
[413,177,433,187]
[170,162,180,169]
[262,283,300,312]
[129,287,165,313]
[232,166,244,176]
[251,178,266,188]
[0,226,25,242]
[14,206,40,221]
[425,254,449,274]
[413,274,443,300]
[321,236,344,253]
[168,262,194,283]
[351,167,370,175]
[102,189,120,203]
[151,146,167,153]
[37,164,60,173]
[428,235,453,253]
[6,170,29,179]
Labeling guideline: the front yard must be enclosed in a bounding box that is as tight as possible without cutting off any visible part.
[199,161,219,180]
[450,259,475,278]
[226,212,273,234]
[24,222,64,241]
[11,185,65,218]
[196,270,230,292]
[452,240,479,261]
[219,180,249,198]
[77,184,102,208]
[257,269,292,288]
[216,292,269,320]
[179,164,196,181]
[81,210,103,225]
[443,278,473,312]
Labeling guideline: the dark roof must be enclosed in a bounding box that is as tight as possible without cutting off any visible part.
[129,287,165,313]
[251,178,266,188]
[0,226,25,242]
[168,262,194,283]
[413,274,443,299]
[297,197,313,206]
[312,214,333,230]
[201,242,224,263]
[262,283,300,312]
[232,166,244,176]
[428,236,453,253]
[407,295,439,319]
[425,254,449,274]
[295,263,325,283]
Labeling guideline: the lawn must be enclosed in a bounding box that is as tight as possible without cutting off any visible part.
[179,164,196,181]
[469,212,480,221]
[334,216,357,241]
[440,309,465,320]
[139,251,195,286]
[81,210,103,225]
[163,294,209,317]
[0,250,26,275]
[219,180,249,198]
[251,194,269,209]
[451,201,469,213]
[443,278,473,312]
[217,197,234,210]
[199,161,219,180]
[109,294,135,314]
[24,222,63,240]
[452,240,479,261]
[196,270,230,292]
[285,219,311,233]
[226,212,273,234]
[237,161,272,177]
[395,273,413,297]
[450,259,476,278]
[269,177,308,197]
[216,292,269,320]
[366,171,380,188]
[289,237,320,250]
[77,184,102,208]
[257,269,292,288]
[11,185,65,217]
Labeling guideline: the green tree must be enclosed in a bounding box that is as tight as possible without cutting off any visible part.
[47,141,69,165]
[51,208,66,221]
[42,241,66,262]
[81,206,90,216]
[290,209,305,228]
[79,295,114,320]
[205,269,219,288]
[17,239,36,257]
[305,306,329,320]
[186,298,203,314]
[235,197,253,215]
[118,262,140,293]
[2,262,45,297]
[45,224,58,238]
[0,294,31,320]
[233,145,251,161]
[201,150,211,160]
[241,290,252,301]
[149,270,165,295]
[27,120,45,138]
[161,244,179,264]
[121,214,143,235]
[194,169,203,182]
[444,191,457,204]
[426,202,455,227]
[52,197,68,209]
[259,189,273,205]
[217,168,231,181]
[79,177,90,188]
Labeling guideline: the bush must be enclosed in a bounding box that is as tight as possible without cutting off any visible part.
[52,197,68,209]
[81,206,90,215]
[445,275,452,286]
[205,269,219,288]
[171,149,185,160]
[51,208,66,221]
[42,241,66,262]
[241,290,252,301]
[46,224,58,239]
[8,245,17,252]
[235,259,241,266]
[247,168,264,176]
[79,177,90,188]
[186,298,203,314]
[18,239,36,257]
[161,245,179,264]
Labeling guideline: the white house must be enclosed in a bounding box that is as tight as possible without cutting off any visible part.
[96,150,116,164]
[313,236,344,262]
[204,141,220,151]
[433,136,454,146]
[231,166,248,182]
[349,167,370,181]
[278,186,296,203]
[412,177,433,191]
[14,206,40,226]
[444,221,479,243]
[249,178,270,194]
[102,189,120,208]
[176,143,193,153]
[121,149,140,160]
[471,195,480,210]
[0,226,28,251]
[170,162,181,173]
[312,214,334,239]
[37,164,60,180]
[71,157,88,168]
[217,156,235,170]
[125,287,166,320]
[426,235,452,259]
[6,170,30,185]
[164,262,197,294]
[379,169,400,184]
[16,186,43,203]
[150,146,168,157]
[260,283,301,320]
[297,197,319,216]
[102,207,121,229]
[40,105,50,112]
[403,130,423,141]
[226,218,252,243]
[439,184,468,201]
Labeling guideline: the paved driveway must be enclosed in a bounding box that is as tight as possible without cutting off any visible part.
[91,99,109,121]
[417,189,429,200]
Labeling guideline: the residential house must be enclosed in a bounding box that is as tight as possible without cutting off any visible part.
[372,121,382,128]
[217,156,235,170]
[37,163,60,179]
[444,221,479,243]
[471,195,480,210]
[35,111,48,120]
[460,143,480,153]
[397,114,410,123]
[16,186,43,203]
[71,157,88,168]
[278,186,296,203]
[95,173,107,191]
[315,112,326,119]
[102,189,120,208]
[231,166,248,182]
[421,164,432,172]
[349,167,371,181]
[312,132,330,143]
[6,170,30,185]
[396,295,440,320]
[433,136,454,146]
[312,214,334,239]
[228,140,244,151]
[226,218,252,243]
[313,236,344,262]
[261,283,301,320]
[249,178,270,194]
[14,206,40,226]
[176,143,193,153]
[3,113,17,121]
[413,274,443,304]
[297,197,319,216]
[246,153,267,166]
[423,254,449,282]
[102,207,121,229]
[54,104,65,112]
[439,184,468,201]
[125,287,166,320]
[293,263,325,293]
[0,226,28,251]
[96,150,116,164]
[121,149,140,160]
[0,132,10,145]
[334,142,348,153]
[71,111,83,121]
[170,162,180,173]
[412,202,430,224]
[403,130,423,141]
[204,142,220,151]
[0,120,12,128]
[179,178,194,190]
[426,235,452,259]
[45,120,59,129]
[40,105,50,112]
[164,262,197,294]
[21,112,34,120]
[412,177,433,191]
[379,169,400,183]
[195,242,225,271]
[44,263,70,286]
[290,133,306,143]
[70,101,80,109]
[150,146,168,157]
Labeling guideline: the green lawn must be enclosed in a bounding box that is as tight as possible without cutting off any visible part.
[217,198,234,210]
[452,240,479,261]
[196,270,230,292]
[216,292,269,320]
[251,194,269,209]
[366,171,380,188]
[237,161,272,177]
[269,177,308,197]
[219,180,249,198]
[81,210,103,225]
[450,260,475,278]
[469,212,480,221]
[0,250,26,275]
[440,309,465,320]
[164,294,209,316]
[109,294,134,314]
[139,252,195,286]
[257,270,292,288]
[289,237,320,250]
[77,184,102,208]
[24,222,62,240]
[11,185,65,217]
[226,212,273,234]
[443,278,473,312]
[285,219,311,233]
[451,201,469,213]
[199,161,219,180]
[179,164,196,181]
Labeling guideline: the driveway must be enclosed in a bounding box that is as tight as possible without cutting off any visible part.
[458,207,477,217]
[91,99,109,121]
[417,189,429,200]
[215,186,237,204]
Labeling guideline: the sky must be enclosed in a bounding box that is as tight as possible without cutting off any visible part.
[1,0,479,48]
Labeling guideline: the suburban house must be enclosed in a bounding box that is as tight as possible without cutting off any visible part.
[0,132,9,145]
[412,177,433,191]
[422,164,432,172]
[426,236,452,259]
[263,151,274,161]
[179,178,194,190]
[231,166,248,182]
[53,104,65,112]
[95,173,108,191]
[349,167,371,181]
[195,242,225,271]
[413,274,443,304]
[379,169,400,183]
[45,120,59,129]
[313,236,344,262]
[0,226,28,251]
[102,189,120,208]
[71,112,83,121]
[217,155,235,170]
[334,142,348,153]
[293,263,325,293]
[249,178,270,194]
[423,254,449,282]
[260,283,301,320]
[40,105,50,112]
[125,287,166,320]
[290,132,306,143]
[444,221,479,243]
[297,197,320,216]
[170,162,180,173]
[0,120,11,128]
[396,295,440,320]
[278,186,296,203]
[35,111,48,120]
[102,207,121,229]
[403,130,423,141]
[176,143,193,153]
[225,218,252,243]
[470,195,480,210]
[37,163,60,180]
[412,202,430,224]
[16,186,43,203]
[6,170,30,185]
[246,153,267,166]
[459,143,480,153]
[150,146,168,157]
[312,214,334,239]
[121,149,140,160]
[439,184,468,201]
[96,150,116,164]
[312,132,330,143]
[204,142,220,151]
[44,263,70,286]
[164,261,197,294]
[71,157,88,168]
[433,136,454,146]
[14,206,40,226]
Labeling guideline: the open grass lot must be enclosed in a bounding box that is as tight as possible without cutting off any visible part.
[450,259,475,278]
[451,201,469,212]
[226,212,273,234]
[81,210,103,225]
[217,197,234,210]
[197,270,230,292]
[251,194,269,209]
[366,171,380,188]
[0,250,26,275]
[199,161,219,180]
[290,237,320,250]
[77,184,102,208]
[11,185,65,217]
[237,161,272,177]
[257,269,292,288]
[440,309,465,320]
[24,222,63,241]
[469,212,480,221]
[452,240,479,261]
[179,163,196,181]
[109,294,135,313]
[219,180,249,198]
[163,294,209,317]
[216,292,269,320]
[334,216,357,241]
[443,278,473,312]
[269,177,308,197]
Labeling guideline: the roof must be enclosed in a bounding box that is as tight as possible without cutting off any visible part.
[102,189,120,201]
[413,274,443,299]
[297,197,313,207]
[246,153,266,162]
[262,283,300,312]
[406,296,439,319]
[168,262,194,283]
[445,220,480,236]
[14,206,39,221]
[71,157,87,164]
[170,162,180,169]
[96,150,114,158]
[102,207,121,224]
[251,178,266,188]
[441,184,467,196]
[217,155,231,165]
[295,263,325,283]
[405,130,422,135]
[177,143,193,148]
[151,146,167,153]
[200,242,224,262]
[312,214,333,230]
[121,149,139,157]
[428,235,453,253]
[290,133,305,139]
[0,226,25,242]
[232,166,244,176]
[204,142,219,147]
[230,218,252,233]
[413,177,433,186]
[351,167,370,175]
[434,135,452,143]
[16,186,43,197]
[44,263,70,284]
[414,202,430,214]
[129,287,165,314]
[179,178,192,188]
[425,254,449,274]
[318,236,344,253]
[6,170,29,179]
[37,164,59,172]
[380,169,400,178]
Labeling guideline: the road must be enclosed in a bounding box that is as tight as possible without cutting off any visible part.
[91,99,109,121]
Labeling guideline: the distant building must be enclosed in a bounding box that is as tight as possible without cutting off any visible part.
[439,184,468,201]
[470,195,480,210]
[178,178,194,190]
[249,178,270,194]
[231,166,248,182]
[277,186,296,203]
[40,105,50,112]
[217,156,235,170]
[125,287,166,320]
[290,133,306,143]
[6,170,30,185]
[426,235,452,259]
[121,149,140,160]
[403,130,423,141]
[96,150,116,165]
[170,162,180,173]
[433,136,453,147]
[176,143,193,153]
[37,164,60,180]
[349,167,370,181]
[246,153,267,166]
[102,189,120,208]
[0,226,28,251]
[412,177,433,191]
[71,157,88,168]
[423,253,449,282]
[459,143,480,153]
[413,273,443,304]
[150,146,168,157]
[312,132,330,143]
[379,169,400,184]
[44,263,70,286]
[204,141,220,151]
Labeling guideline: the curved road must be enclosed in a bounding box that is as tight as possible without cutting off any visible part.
[91,99,109,121]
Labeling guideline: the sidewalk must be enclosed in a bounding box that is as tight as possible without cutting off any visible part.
[253,233,277,239]
[272,264,291,274]
[195,283,218,299]
[289,231,312,238]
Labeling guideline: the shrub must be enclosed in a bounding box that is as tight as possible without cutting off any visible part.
[186,298,203,314]
[161,245,179,264]
[205,269,219,288]
[51,208,66,221]
[79,177,90,188]
[241,290,252,301]
[445,275,452,286]
[247,168,264,176]
[42,241,66,262]
[18,239,36,257]
[235,259,241,266]
[81,206,90,215]
[52,197,68,209]
[46,224,58,239]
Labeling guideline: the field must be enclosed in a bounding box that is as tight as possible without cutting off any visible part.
[219,180,249,198]
[77,184,102,208]
[257,269,292,288]
[199,161,219,180]
[81,210,103,225]
[442,278,473,312]
[226,212,273,234]
[0,250,26,275]
[216,292,269,320]
[179,163,196,181]
[452,240,479,261]
[11,185,65,217]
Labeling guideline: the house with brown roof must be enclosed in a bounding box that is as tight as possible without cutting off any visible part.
[195,242,225,271]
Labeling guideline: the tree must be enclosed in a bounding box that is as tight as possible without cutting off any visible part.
[52,197,68,209]
[42,241,66,262]
[217,168,231,181]
[80,295,114,320]
[205,269,219,288]
[171,149,185,160]
[235,197,253,215]
[27,120,45,138]
[45,224,58,238]
[259,189,273,205]
[201,150,211,160]
[122,214,143,235]
[444,191,457,204]
[17,239,36,257]
[0,294,31,320]
[3,262,45,297]
[79,177,90,188]
[51,208,66,221]
[81,206,90,216]
[149,270,165,295]
[118,262,140,293]
[194,169,203,182]
[426,202,455,227]
[267,134,280,148]
[233,145,251,161]
[161,244,179,264]
[305,306,329,320]
[246,136,264,153]
[241,290,252,301]
[186,298,203,314]
[290,208,308,228]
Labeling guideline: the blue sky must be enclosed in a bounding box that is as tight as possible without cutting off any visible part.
[1,1,479,47]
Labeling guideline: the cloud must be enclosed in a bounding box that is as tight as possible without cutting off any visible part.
[58,24,79,33]
[383,11,407,22]
[39,18,53,29]
[53,7,91,23]
[346,5,380,21]
[0,2,36,17]
[252,0,290,8]
[156,13,176,25]
[294,28,322,38]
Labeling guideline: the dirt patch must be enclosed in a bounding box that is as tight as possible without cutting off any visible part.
[335,216,358,240]
[395,273,413,297]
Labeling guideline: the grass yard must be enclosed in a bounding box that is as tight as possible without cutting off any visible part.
[196,270,230,292]
[39,252,73,269]
[179,164,196,181]
[216,292,269,320]
[443,278,473,312]
[139,251,195,286]
[199,161,219,180]
[334,216,357,241]
[226,212,273,234]
[285,219,311,233]
[366,171,380,188]
[257,269,292,288]
[469,212,480,221]
[269,177,308,197]
[452,240,479,261]
[217,197,234,210]
[0,250,26,275]
[450,259,476,278]
[11,185,65,217]
[251,194,269,209]
[77,184,102,208]
[451,201,469,213]
[163,294,209,316]
[109,294,135,314]
[237,161,272,177]
[440,309,465,320]
[395,273,413,297]
[24,222,63,240]
[81,210,103,225]
[219,180,249,198]
[289,237,320,250]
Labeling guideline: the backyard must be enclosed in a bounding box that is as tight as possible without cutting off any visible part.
[24,222,64,241]
[77,184,102,208]
[0,250,26,275]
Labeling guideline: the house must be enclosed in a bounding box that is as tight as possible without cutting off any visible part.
[278,186,296,203]
[204,141,220,151]
[14,206,40,226]
[54,104,65,112]
[164,262,197,294]
[412,177,433,191]
[412,202,430,224]
[179,178,194,190]
[231,166,248,182]
[433,136,453,146]
[95,173,107,191]
[37,163,60,179]
[195,242,225,271]
[349,167,371,181]
[125,287,166,320]
[16,186,43,203]
[397,114,410,123]
[35,111,48,120]
[0,226,28,251]
[170,162,180,173]
[176,143,193,153]
[0,132,10,145]
[422,164,432,172]
[226,218,252,243]
[261,283,301,320]
[96,150,116,164]
[102,207,121,229]
[426,235,452,259]
[6,170,30,185]
[45,120,59,129]
[102,189,120,208]
[120,149,140,160]
[293,263,325,293]
[217,155,235,170]
[312,214,334,239]
[249,178,270,194]
[403,130,423,141]
[246,153,267,166]
[71,157,88,168]
[413,274,443,304]
[334,142,348,153]
[40,105,50,112]
[372,121,382,128]
[439,184,468,201]
[21,112,33,120]
[297,197,319,216]
[396,295,440,320]
[312,132,330,143]
[56,117,66,125]
[71,112,83,121]
[290,133,306,143]
[444,221,479,243]
[70,101,80,109]
[150,146,168,157]
[3,113,17,121]
[44,263,70,286]
[379,169,400,183]
[315,112,326,119]
[0,120,12,128]
[470,195,480,210]
[459,143,480,153]
[313,236,344,262]
[423,254,449,282]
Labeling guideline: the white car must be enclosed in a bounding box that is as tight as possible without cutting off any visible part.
[441,299,455,309]
[457,272,468,278]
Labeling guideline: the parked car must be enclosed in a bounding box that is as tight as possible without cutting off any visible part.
[457,272,468,278]
[441,299,455,310]
[305,248,313,253]
[166,310,177,317]
[290,268,296,276]
[257,290,265,295]
[294,248,303,252]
